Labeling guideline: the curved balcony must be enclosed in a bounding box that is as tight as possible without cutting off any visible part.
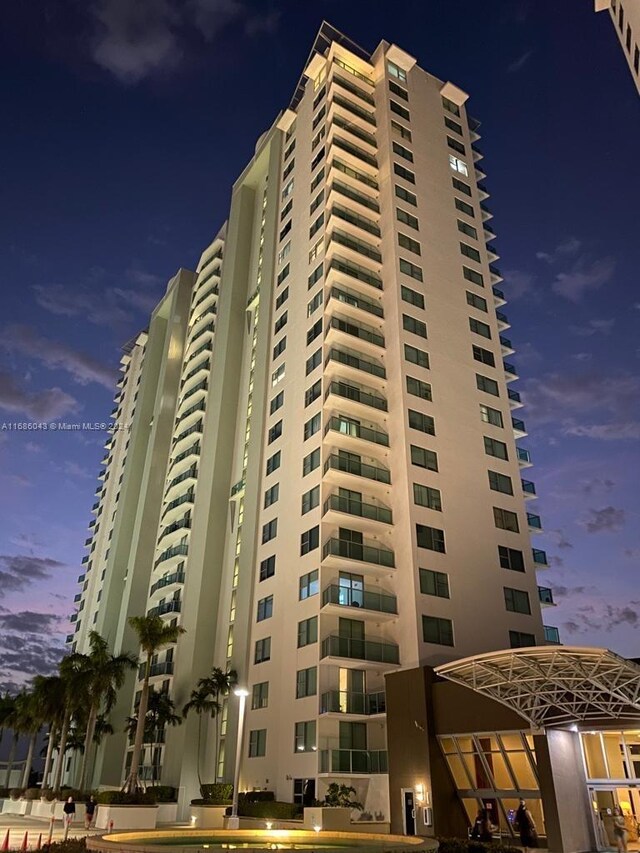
[168,442,200,477]
[154,542,188,570]
[174,399,206,432]
[320,690,386,716]
[185,341,213,367]
[320,633,399,666]
[321,583,397,619]
[150,570,185,597]
[158,516,191,545]
[324,416,389,452]
[172,420,203,453]
[191,285,218,316]
[322,537,395,571]
[185,321,215,356]
[161,489,195,525]
[177,379,208,414]
[147,599,182,618]
[323,493,392,526]
[165,464,197,501]
[181,358,211,394]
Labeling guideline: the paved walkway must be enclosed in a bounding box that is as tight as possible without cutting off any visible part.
[0,815,100,847]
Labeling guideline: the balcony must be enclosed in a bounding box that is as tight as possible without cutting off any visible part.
[544,625,561,645]
[330,157,378,191]
[330,92,377,128]
[322,537,395,569]
[508,388,523,408]
[492,286,506,305]
[159,517,191,543]
[170,441,200,468]
[326,316,384,351]
[84,537,93,546]
[331,115,378,152]
[175,399,206,428]
[323,493,392,525]
[331,71,376,107]
[538,586,555,607]
[139,661,175,679]
[324,454,390,486]
[230,478,245,498]
[330,228,382,264]
[328,285,384,320]
[321,690,386,716]
[330,134,378,169]
[162,489,195,521]
[496,310,509,330]
[147,600,182,618]
[322,583,397,616]
[66,634,75,644]
[325,380,387,413]
[81,555,89,564]
[500,335,514,355]
[517,447,532,467]
[77,573,85,583]
[521,479,537,499]
[527,513,542,530]
[324,350,386,390]
[330,202,380,238]
[324,416,389,450]
[172,420,203,449]
[480,202,492,219]
[74,593,82,603]
[154,543,188,569]
[512,417,527,437]
[328,182,380,216]
[532,548,548,567]
[490,265,503,282]
[504,362,519,380]
[150,570,185,596]
[328,255,382,291]
[166,464,197,494]
[319,749,388,774]
[321,634,399,665]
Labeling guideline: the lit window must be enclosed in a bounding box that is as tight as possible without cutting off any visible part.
[449,155,469,176]
[387,61,407,82]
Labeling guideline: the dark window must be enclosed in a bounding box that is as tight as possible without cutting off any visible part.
[407,376,432,401]
[420,569,450,598]
[413,483,442,511]
[489,470,514,495]
[404,343,430,369]
[299,570,319,600]
[480,404,503,427]
[410,445,438,472]
[297,616,318,647]
[272,337,286,359]
[463,266,484,287]
[400,259,423,281]
[509,630,535,649]
[473,345,495,367]
[476,374,499,396]
[397,208,419,230]
[392,141,413,161]
[262,518,278,543]
[504,587,531,615]
[274,311,288,333]
[401,285,425,308]
[307,319,322,345]
[394,163,415,184]
[467,292,488,312]
[270,390,284,414]
[259,555,275,581]
[267,421,282,444]
[390,100,411,121]
[264,483,279,508]
[303,413,321,440]
[447,136,466,155]
[458,219,478,239]
[389,80,409,101]
[248,729,267,757]
[460,242,481,262]
[499,546,525,572]
[409,409,435,435]
[257,595,274,621]
[306,349,322,375]
[455,198,475,217]
[484,436,508,460]
[303,447,320,475]
[296,667,317,698]
[266,451,281,475]
[301,486,320,515]
[254,637,271,663]
[452,177,472,196]
[494,507,519,533]
[399,233,421,255]
[422,615,454,646]
[416,524,446,553]
[396,185,417,206]
[403,314,427,337]
[304,380,321,407]
[275,287,289,309]
[251,682,269,710]
[300,526,319,555]
[444,116,463,135]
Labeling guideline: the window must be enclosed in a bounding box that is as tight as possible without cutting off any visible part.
[400,259,423,281]
[392,141,413,161]
[403,314,427,337]
[484,436,508,460]
[257,595,274,622]
[283,159,294,179]
[278,239,291,262]
[463,266,484,287]
[248,729,267,757]
[273,337,286,359]
[299,570,319,600]
[413,483,442,511]
[504,587,531,615]
[307,291,322,316]
[422,615,454,646]
[307,319,322,345]
[420,568,449,598]
[449,155,469,176]
[294,720,316,752]
[473,345,495,367]
[300,526,319,555]
[268,421,282,444]
[455,198,475,217]
[302,447,320,475]
[416,523,446,553]
[401,285,424,309]
[274,311,288,334]
[460,242,481,263]
[390,100,411,121]
[277,264,290,286]
[254,637,271,664]
[284,139,295,160]
[310,166,324,192]
[467,296,488,318]
[489,470,514,495]
[271,364,285,386]
[396,185,417,206]
[397,208,419,230]
[262,519,278,543]
[311,146,324,172]
[389,78,409,100]
[509,630,535,649]
[282,178,294,200]
[442,96,460,116]
[311,126,325,151]
[405,343,430,369]
[310,190,324,214]
[499,545,525,572]
[304,412,321,440]
[296,667,317,698]
[280,202,293,225]
[458,219,478,239]
[447,136,465,155]
[388,61,407,81]
[308,263,323,288]
[304,380,321,407]
[306,349,321,375]
[252,682,269,709]
[494,507,519,533]
[279,220,292,242]
[301,486,320,515]
[297,616,318,647]
[270,390,284,414]
[394,163,415,183]
[634,45,639,74]
[391,119,412,140]
[409,409,435,435]
[407,375,432,401]
[309,237,323,263]
[264,483,279,508]
[264,440,283,472]
[444,116,463,135]
[476,374,499,397]
[480,404,503,427]
[410,444,438,471]
[309,213,324,238]
[259,556,275,581]
[399,233,421,255]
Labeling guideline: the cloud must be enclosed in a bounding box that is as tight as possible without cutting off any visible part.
[0,369,80,420]
[523,371,640,426]
[581,478,615,495]
[2,324,117,388]
[53,460,93,479]
[569,318,615,337]
[552,256,616,302]
[536,237,582,264]
[548,529,573,550]
[0,611,64,634]
[583,506,626,534]
[502,269,535,300]
[507,49,533,74]
[562,601,640,635]
[564,422,640,441]
[0,554,65,598]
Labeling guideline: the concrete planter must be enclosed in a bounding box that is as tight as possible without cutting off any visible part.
[190,804,229,828]
[303,807,352,831]
[95,804,158,830]
[30,800,55,819]
[1,799,32,816]
[156,802,178,824]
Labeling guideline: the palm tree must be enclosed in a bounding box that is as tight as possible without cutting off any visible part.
[31,676,66,790]
[0,694,17,788]
[123,615,185,793]
[200,668,237,781]
[51,652,91,793]
[76,632,137,792]
[182,686,220,794]
[126,689,181,784]
[13,691,41,789]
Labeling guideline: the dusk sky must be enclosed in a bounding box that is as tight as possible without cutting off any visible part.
[0,0,638,692]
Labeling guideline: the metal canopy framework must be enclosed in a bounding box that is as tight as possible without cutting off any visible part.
[435,646,640,728]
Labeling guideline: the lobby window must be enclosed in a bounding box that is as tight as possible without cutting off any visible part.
[303,412,321,440]
[420,568,449,598]
[449,155,469,176]
[509,630,536,649]
[499,546,525,572]
[251,682,269,710]
[504,587,531,615]
[406,375,432,401]
[390,100,411,121]
[489,470,514,495]
[452,176,472,196]
[494,507,519,533]
[392,141,413,161]
[254,637,271,664]
[299,570,319,600]
[458,219,478,239]
[303,447,320,475]
[301,486,320,515]
[399,233,421,255]
[388,61,407,82]
[410,444,438,472]
[455,198,475,218]
[296,667,317,699]
[396,185,417,206]
[300,525,319,555]
[403,313,427,337]
[248,729,266,757]
[264,483,279,508]
[257,595,274,622]
[306,349,321,375]
[480,403,503,427]
[473,345,495,367]
[414,483,442,511]
[267,420,282,444]
[409,409,435,436]
[259,556,275,581]
[294,721,316,753]
[422,615,454,646]
[400,259,423,281]
[262,518,278,543]
[460,242,481,262]
[484,436,508,460]
[297,616,318,648]
[416,523,446,553]
[405,343,430,369]
[467,292,488,312]
[394,163,415,183]
[266,450,281,475]
[270,390,284,414]
[397,208,419,230]
[476,374,499,396]
[401,285,425,308]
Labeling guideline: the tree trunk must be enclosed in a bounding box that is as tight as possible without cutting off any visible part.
[42,724,57,790]
[20,733,37,789]
[197,713,203,793]
[52,710,71,793]
[123,661,150,793]
[4,734,17,788]
[77,703,98,792]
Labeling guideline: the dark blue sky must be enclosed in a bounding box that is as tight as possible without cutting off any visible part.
[1,0,638,691]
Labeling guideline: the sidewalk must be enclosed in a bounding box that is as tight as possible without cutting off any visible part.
[0,815,100,847]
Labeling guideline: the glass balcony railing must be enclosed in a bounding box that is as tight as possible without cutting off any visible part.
[522,479,537,496]
[496,310,508,323]
[326,349,386,381]
[150,571,185,596]
[147,600,182,617]
[323,493,392,524]
[330,181,380,214]
[176,399,206,425]
[332,115,378,149]
[167,464,197,491]
[512,417,526,433]
[492,286,505,300]
[326,380,387,412]
[331,203,381,237]
[319,748,388,774]
[324,454,391,484]
[332,73,376,107]
[322,583,397,614]
[516,447,531,464]
[332,93,377,126]
[139,661,174,680]
[331,157,378,189]
[329,255,383,290]
[159,517,191,541]
[500,335,513,349]
[154,543,188,569]
[162,489,195,519]
[544,625,561,645]
[328,317,385,348]
[480,202,492,215]
[321,634,399,664]
[490,265,502,278]
[527,513,542,529]
[320,690,386,715]
[325,416,389,447]
[322,537,395,568]
[538,586,554,605]
[532,548,548,566]
[331,135,378,168]
[504,362,517,376]
[508,388,522,404]
[330,286,384,318]
[331,228,382,262]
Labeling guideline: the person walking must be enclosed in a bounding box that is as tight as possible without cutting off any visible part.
[471,807,493,842]
[62,796,76,839]
[613,806,628,853]
[85,796,97,830]
[515,799,538,852]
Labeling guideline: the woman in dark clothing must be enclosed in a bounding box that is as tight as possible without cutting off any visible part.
[515,799,538,852]
[471,808,493,842]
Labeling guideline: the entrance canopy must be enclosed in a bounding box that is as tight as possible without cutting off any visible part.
[435,646,640,728]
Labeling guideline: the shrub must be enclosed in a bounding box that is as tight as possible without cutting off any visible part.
[438,841,520,853]
[238,800,301,820]
[322,783,363,811]
[43,840,86,853]
[239,790,275,804]
[9,789,25,800]
[95,790,156,805]
[201,783,233,804]
[146,786,177,803]
[24,788,42,801]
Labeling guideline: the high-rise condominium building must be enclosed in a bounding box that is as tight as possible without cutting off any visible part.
[72,23,556,821]
[595,0,640,93]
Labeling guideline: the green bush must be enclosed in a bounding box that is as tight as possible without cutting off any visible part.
[239,790,275,804]
[42,840,86,853]
[146,786,177,803]
[9,788,25,800]
[24,788,42,801]
[201,783,233,803]
[238,800,301,820]
[438,841,520,853]
[323,783,363,811]
[95,790,156,805]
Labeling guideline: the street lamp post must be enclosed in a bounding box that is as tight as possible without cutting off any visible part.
[228,687,249,830]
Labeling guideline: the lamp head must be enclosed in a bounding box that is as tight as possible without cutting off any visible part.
[234,687,250,697]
